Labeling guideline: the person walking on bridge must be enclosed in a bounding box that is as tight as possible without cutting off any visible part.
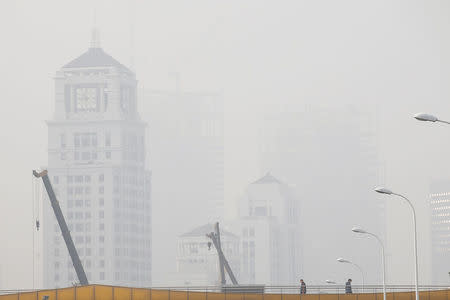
[300,279,307,294]
[345,279,352,294]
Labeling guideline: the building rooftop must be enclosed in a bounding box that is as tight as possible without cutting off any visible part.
[63,47,132,73]
[180,223,238,238]
[251,172,282,185]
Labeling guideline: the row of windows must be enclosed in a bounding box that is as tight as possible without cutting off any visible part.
[67,198,104,208]
[54,247,104,257]
[56,235,105,244]
[57,222,105,232]
[67,186,104,195]
[54,259,104,269]
[60,132,111,148]
[54,271,105,282]
[53,175,105,184]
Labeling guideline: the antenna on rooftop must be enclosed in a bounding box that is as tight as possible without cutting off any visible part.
[90,3,101,48]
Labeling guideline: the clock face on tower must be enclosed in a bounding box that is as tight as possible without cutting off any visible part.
[76,87,97,112]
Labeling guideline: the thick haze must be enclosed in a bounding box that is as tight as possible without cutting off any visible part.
[1,0,450,289]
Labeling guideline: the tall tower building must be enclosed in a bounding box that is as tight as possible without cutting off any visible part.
[257,104,384,284]
[429,180,450,285]
[43,38,151,288]
[236,173,301,285]
[142,87,224,284]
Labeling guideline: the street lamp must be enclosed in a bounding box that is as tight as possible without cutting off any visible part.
[352,227,386,300]
[375,187,419,300]
[414,113,450,125]
[325,280,336,284]
[337,258,365,292]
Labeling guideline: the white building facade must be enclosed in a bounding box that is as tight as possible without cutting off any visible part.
[43,41,151,288]
[236,173,301,285]
[429,180,450,285]
[176,224,240,286]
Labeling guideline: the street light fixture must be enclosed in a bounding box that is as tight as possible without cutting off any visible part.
[414,113,450,125]
[337,257,365,292]
[352,227,387,300]
[325,280,336,284]
[375,187,419,300]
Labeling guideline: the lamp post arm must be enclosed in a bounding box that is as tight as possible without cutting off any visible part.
[437,119,450,125]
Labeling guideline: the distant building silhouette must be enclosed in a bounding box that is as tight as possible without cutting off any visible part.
[142,86,224,284]
[429,180,450,284]
[235,173,301,285]
[43,37,151,288]
[175,224,240,286]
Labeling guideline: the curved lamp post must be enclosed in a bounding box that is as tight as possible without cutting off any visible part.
[337,257,365,292]
[414,113,450,125]
[375,187,419,300]
[352,227,386,300]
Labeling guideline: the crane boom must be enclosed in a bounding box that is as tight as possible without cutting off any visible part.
[207,222,238,285]
[33,170,89,286]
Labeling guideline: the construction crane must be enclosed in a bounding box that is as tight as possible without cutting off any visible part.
[33,170,89,286]
[206,222,238,285]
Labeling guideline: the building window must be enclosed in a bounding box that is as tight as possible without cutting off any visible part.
[75,176,83,183]
[99,236,105,243]
[99,198,104,206]
[99,260,105,268]
[105,151,111,159]
[99,211,104,218]
[60,134,66,148]
[53,176,59,184]
[85,199,91,207]
[105,132,111,147]
[85,175,91,182]
[99,174,104,182]
[100,272,105,280]
[99,187,104,194]
[67,176,73,183]
[99,223,104,231]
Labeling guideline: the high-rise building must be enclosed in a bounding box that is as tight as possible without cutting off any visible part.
[429,180,450,285]
[175,224,240,286]
[235,173,301,285]
[43,37,151,288]
[257,104,384,284]
[142,86,224,284]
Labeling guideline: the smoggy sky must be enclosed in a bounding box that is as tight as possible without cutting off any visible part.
[1,0,450,289]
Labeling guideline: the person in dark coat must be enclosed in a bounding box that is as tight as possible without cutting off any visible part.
[345,279,353,294]
[300,279,306,294]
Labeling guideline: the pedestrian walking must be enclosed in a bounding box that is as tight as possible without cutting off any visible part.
[300,279,307,294]
[345,279,352,294]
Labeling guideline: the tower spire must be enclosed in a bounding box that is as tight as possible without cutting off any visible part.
[90,27,101,48]
[90,5,100,48]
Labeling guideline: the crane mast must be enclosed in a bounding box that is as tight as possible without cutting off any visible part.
[33,170,89,286]
[207,222,238,285]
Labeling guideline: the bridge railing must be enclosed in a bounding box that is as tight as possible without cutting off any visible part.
[0,285,448,300]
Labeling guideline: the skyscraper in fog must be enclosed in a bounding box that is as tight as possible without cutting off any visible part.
[236,173,301,285]
[142,86,224,284]
[258,104,384,284]
[43,37,151,288]
[429,180,450,285]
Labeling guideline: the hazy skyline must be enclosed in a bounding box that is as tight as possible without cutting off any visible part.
[1,0,450,289]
